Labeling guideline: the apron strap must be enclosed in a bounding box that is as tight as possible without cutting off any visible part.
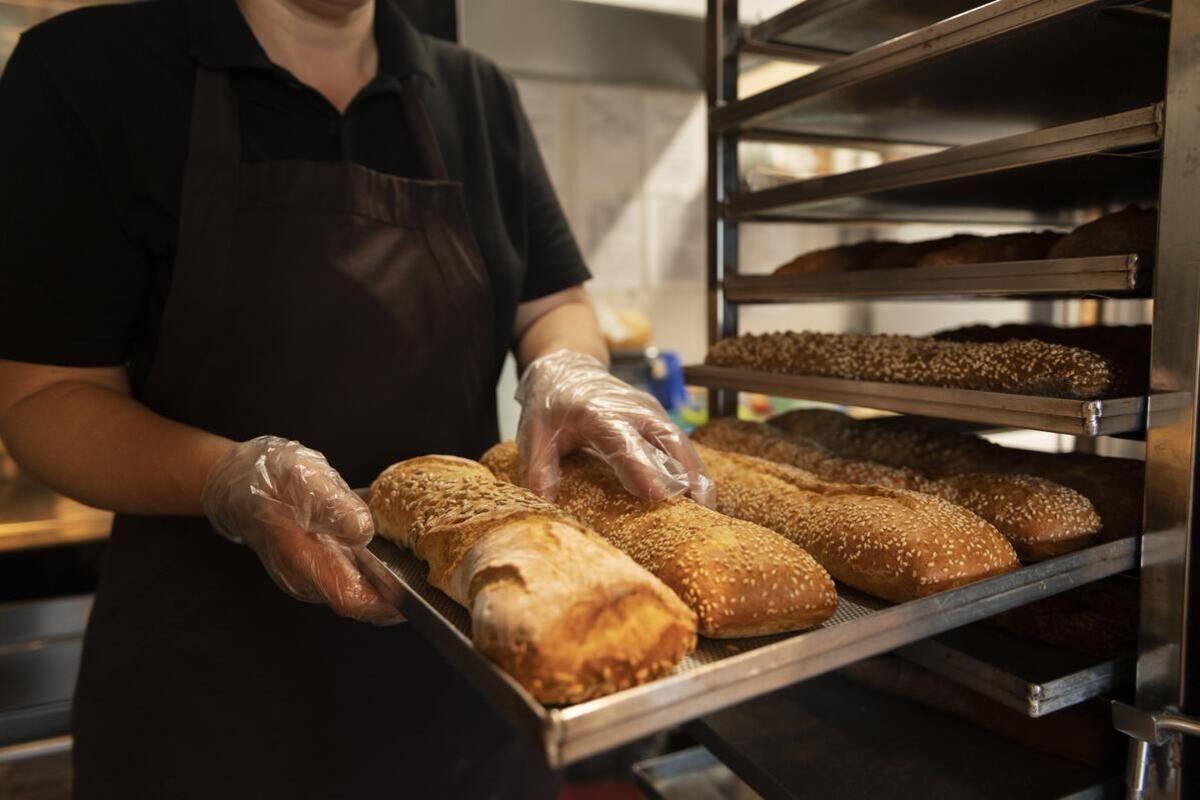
[189,67,241,163]
[399,79,451,182]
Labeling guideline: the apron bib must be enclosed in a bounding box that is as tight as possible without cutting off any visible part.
[72,68,549,799]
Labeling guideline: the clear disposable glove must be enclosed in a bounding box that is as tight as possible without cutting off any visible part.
[516,349,715,507]
[201,436,403,626]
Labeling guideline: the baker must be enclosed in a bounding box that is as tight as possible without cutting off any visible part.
[0,1,712,796]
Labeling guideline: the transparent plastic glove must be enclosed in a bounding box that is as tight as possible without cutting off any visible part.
[516,349,715,507]
[201,436,403,626]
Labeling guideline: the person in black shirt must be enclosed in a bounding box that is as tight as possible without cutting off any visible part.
[0,1,712,797]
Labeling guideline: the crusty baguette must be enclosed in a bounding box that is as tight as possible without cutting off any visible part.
[705,330,1122,399]
[369,455,697,704]
[693,418,1101,560]
[692,444,1018,602]
[772,409,1142,543]
[482,442,838,638]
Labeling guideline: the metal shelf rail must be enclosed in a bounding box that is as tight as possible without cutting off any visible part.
[703,0,1200,797]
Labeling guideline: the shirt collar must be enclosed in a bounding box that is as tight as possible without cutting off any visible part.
[184,0,436,85]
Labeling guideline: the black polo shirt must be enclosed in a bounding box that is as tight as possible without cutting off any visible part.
[0,0,589,392]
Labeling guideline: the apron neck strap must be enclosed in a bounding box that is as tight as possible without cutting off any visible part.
[189,67,241,163]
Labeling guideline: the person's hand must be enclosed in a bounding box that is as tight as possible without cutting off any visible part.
[201,436,403,625]
[516,349,714,507]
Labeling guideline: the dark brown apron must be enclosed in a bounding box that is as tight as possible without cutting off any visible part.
[72,67,553,799]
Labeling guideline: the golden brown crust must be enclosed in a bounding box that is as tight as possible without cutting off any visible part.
[704,330,1122,399]
[693,445,1018,602]
[482,442,838,638]
[772,409,1140,544]
[369,456,697,704]
[693,419,1100,561]
[916,231,1062,267]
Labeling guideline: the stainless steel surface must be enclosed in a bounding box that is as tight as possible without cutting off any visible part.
[726,253,1148,301]
[716,0,1167,146]
[361,534,1136,767]
[1133,0,1200,795]
[897,624,1134,717]
[745,0,982,57]
[730,105,1162,221]
[1113,702,1200,747]
[707,0,739,419]
[684,365,1148,436]
[690,671,1122,800]
[0,735,71,766]
[632,747,761,800]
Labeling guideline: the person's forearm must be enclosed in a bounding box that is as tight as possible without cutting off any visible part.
[1,380,233,516]
[515,295,608,372]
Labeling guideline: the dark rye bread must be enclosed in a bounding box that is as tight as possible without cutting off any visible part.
[774,240,899,275]
[868,234,979,270]
[482,442,838,638]
[705,330,1123,399]
[1048,205,1157,259]
[772,409,1144,543]
[694,418,1101,561]
[694,444,1018,602]
[916,231,1062,267]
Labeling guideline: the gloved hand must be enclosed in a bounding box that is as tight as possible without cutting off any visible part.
[201,436,403,626]
[516,349,715,507]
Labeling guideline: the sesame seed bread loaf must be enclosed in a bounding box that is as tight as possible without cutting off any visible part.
[694,418,1101,561]
[481,442,838,638]
[704,330,1122,399]
[693,444,1019,602]
[772,408,1144,544]
[369,455,697,704]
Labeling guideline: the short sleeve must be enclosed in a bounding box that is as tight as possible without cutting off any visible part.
[0,34,151,366]
[511,85,591,302]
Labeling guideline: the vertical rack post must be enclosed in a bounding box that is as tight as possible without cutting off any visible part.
[706,0,739,419]
[1136,4,1200,797]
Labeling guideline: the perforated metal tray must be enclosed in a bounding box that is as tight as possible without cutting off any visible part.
[357,536,1137,767]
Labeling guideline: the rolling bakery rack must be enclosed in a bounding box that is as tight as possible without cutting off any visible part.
[359,2,1197,797]
[681,0,1199,797]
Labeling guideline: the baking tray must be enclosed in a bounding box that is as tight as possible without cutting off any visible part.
[358,535,1137,768]
[725,253,1148,301]
[895,624,1135,717]
[716,0,1168,146]
[684,365,1147,436]
[729,105,1162,223]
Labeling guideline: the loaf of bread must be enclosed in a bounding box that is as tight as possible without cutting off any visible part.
[774,240,899,275]
[916,231,1062,267]
[772,409,1143,542]
[1047,205,1157,259]
[705,330,1122,399]
[369,455,697,704]
[868,234,979,270]
[693,418,1100,560]
[692,444,1018,602]
[482,442,838,638]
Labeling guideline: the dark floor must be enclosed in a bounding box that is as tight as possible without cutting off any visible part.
[0,751,71,800]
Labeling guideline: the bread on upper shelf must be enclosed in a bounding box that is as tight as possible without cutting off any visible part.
[915,231,1062,267]
[369,455,697,704]
[704,327,1125,399]
[482,442,838,638]
[1047,205,1157,259]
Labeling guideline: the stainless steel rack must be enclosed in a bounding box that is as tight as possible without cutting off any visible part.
[359,535,1136,769]
[685,365,1147,436]
[725,253,1149,301]
[703,0,1200,796]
